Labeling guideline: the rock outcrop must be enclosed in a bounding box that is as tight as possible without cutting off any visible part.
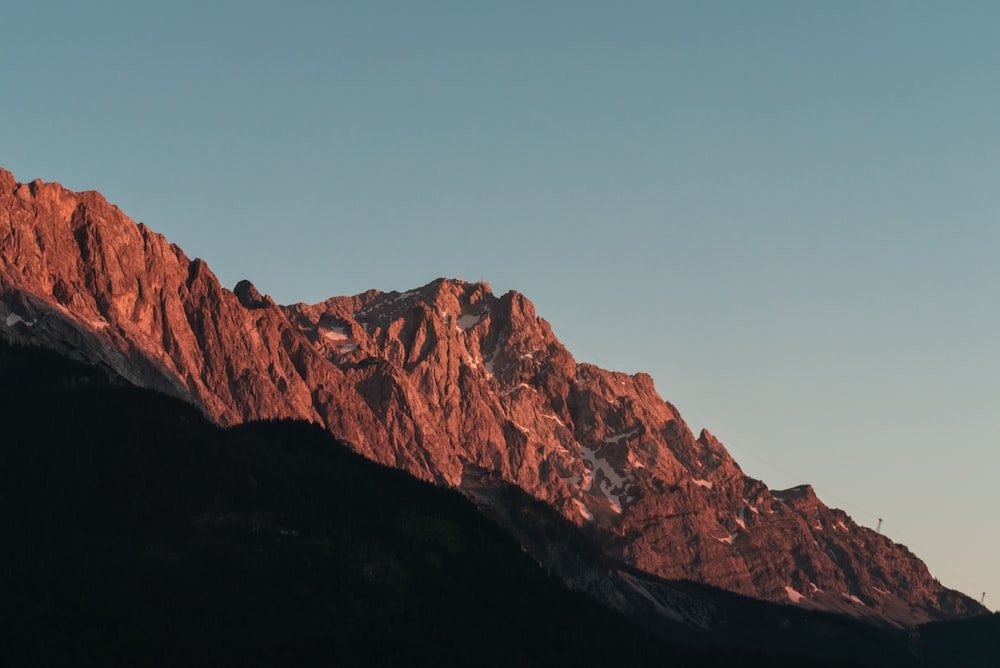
[0,167,984,626]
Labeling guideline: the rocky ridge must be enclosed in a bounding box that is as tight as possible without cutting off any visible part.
[0,168,984,626]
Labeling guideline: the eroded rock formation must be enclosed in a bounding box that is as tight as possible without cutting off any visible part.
[0,168,983,626]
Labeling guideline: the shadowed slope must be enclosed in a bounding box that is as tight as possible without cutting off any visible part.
[5,341,998,666]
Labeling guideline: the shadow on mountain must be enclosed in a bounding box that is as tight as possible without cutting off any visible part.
[920,612,1000,667]
[0,341,993,666]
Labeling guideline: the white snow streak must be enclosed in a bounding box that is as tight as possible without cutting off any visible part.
[541,413,565,427]
[785,586,805,603]
[692,478,713,490]
[500,383,531,397]
[511,421,533,434]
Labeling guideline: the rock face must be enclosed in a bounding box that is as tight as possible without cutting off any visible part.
[0,167,984,626]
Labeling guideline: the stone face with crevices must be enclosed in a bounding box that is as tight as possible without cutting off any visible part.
[0,167,984,626]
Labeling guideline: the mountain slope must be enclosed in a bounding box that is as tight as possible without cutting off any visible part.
[5,339,996,667]
[0,341,673,667]
[0,166,984,626]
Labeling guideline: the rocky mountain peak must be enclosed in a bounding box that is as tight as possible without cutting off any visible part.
[773,484,822,512]
[233,279,274,310]
[0,167,16,194]
[0,166,985,627]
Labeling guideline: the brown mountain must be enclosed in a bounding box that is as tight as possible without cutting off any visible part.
[0,167,984,627]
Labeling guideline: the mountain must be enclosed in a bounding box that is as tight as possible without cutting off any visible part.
[5,338,996,667]
[0,167,986,628]
[0,341,685,667]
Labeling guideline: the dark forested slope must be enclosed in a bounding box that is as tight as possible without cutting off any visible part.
[0,341,994,667]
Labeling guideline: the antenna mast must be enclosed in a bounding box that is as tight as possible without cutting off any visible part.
[876,518,883,534]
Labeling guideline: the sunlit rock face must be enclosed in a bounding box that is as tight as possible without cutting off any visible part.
[0,167,984,627]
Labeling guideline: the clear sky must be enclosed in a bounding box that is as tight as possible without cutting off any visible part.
[3,1,997,607]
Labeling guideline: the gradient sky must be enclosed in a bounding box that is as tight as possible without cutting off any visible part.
[3,1,997,607]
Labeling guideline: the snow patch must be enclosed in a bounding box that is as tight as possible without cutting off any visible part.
[5,313,34,327]
[573,499,594,521]
[581,445,628,490]
[716,533,736,545]
[353,289,418,319]
[580,443,631,512]
[456,313,484,331]
[735,507,747,530]
[785,586,805,603]
[383,290,416,306]
[483,346,500,378]
[321,327,349,342]
[692,478,713,490]
[603,426,641,444]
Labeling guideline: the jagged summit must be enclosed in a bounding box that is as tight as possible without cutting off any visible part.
[0,166,986,627]
[233,279,274,310]
[0,168,16,194]
[317,277,500,330]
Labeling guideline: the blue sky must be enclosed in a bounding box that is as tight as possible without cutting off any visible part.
[3,1,998,606]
